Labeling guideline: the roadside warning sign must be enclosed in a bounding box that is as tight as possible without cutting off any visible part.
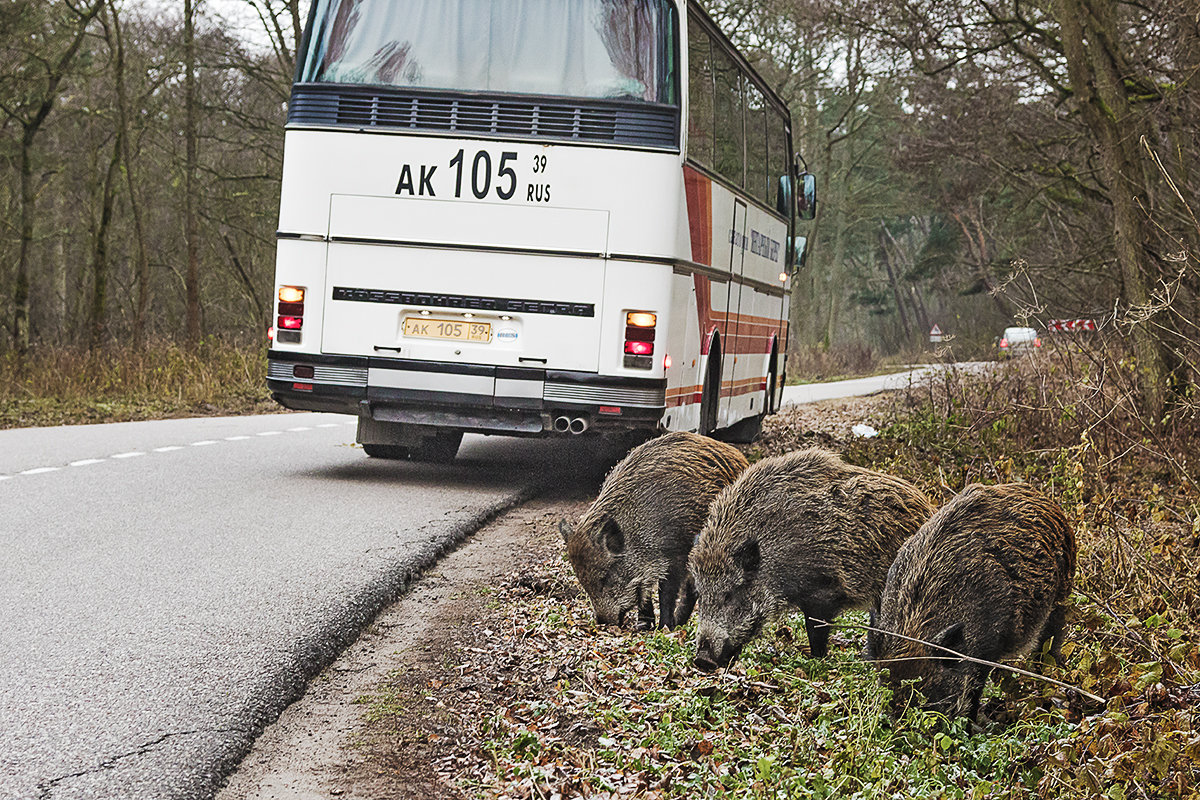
[929,324,945,343]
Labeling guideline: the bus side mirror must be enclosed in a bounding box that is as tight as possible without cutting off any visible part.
[796,172,817,220]
[791,236,808,272]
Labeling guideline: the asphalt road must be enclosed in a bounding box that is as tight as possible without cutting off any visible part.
[0,415,605,800]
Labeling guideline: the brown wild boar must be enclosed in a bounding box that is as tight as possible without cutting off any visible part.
[865,483,1076,719]
[560,431,748,630]
[690,448,933,670]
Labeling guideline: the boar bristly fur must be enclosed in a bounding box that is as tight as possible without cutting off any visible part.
[865,483,1076,719]
[689,448,933,670]
[560,431,748,630]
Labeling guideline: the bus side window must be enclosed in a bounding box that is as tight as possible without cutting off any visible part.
[769,110,789,215]
[746,83,769,206]
[713,45,744,188]
[687,17,714,169]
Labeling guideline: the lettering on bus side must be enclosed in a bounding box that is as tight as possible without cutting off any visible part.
[394,149,552,204]
[728,228,782,263]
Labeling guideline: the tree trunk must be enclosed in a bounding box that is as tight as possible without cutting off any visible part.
[14,128,36,353]
[879,223,911,340]
[108,0,152,348]
[90,136,122,348]
[1056,0,1168,418]
[184,0,202,347]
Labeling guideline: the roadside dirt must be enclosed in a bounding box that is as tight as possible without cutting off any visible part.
[216,394,889,799]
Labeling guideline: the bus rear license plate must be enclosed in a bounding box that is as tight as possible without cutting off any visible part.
[403,317,492,343]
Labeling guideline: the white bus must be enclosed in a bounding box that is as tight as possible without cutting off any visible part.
[267,0,816,462]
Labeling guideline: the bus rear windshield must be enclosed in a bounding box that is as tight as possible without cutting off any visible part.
[298,0,678,104]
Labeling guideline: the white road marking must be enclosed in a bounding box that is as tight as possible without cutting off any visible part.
[3,418,338,481]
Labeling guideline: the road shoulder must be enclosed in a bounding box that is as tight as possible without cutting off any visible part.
[216,497,587,800]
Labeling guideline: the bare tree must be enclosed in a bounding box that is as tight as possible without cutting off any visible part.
[0,0,106,353]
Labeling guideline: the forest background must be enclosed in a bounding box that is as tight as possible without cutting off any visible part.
[0,0,1197,421]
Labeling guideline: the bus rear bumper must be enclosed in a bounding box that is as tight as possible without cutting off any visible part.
[267,350,665,435]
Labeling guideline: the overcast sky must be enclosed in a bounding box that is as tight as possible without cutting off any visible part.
[135,0,302,52]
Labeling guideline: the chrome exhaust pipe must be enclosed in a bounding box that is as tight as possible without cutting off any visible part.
[553,416,571,433]
[569,417,589,435]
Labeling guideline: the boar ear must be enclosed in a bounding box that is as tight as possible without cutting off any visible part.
[600,517,624,555]
[931,622,966,657]
[733,539,761,577]
[558,519,574,543]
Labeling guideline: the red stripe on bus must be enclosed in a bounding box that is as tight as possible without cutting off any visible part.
[683,167,713,266]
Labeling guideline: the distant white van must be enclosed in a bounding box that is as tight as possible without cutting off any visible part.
[997,326,1042,358]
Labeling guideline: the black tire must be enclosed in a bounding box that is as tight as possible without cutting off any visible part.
[699,348,720,436]
[720,412,763,444]
[362,443,410,459]
[410,430,463,464]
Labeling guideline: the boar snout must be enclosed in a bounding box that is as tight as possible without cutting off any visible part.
[694,635,736,672]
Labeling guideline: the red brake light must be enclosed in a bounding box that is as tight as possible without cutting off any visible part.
[1035,338,1042,347]
[278,316,303,330]
[999,338,1009,348]
[624,341,654,356]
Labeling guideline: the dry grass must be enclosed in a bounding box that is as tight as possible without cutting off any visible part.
[0,339,279,428]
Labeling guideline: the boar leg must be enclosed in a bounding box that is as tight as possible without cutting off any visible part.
[1037,604,1068,665]
[636,590,656,631]
[804,614,832,659]
[658,564,689,629]
[963,666,988,721]
[674,574,698,628]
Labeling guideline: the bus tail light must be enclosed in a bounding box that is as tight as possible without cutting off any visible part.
[277,286,305,343]
[623,311,657,369]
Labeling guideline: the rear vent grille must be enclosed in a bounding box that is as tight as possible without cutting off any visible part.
[543,382,666,408]
[289,86,677,150]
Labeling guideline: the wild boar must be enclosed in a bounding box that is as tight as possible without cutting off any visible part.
[690,448,933,670]
[560,431,748,630]
[865,482,1076,719]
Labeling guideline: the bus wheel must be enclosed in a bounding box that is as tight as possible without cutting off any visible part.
[363,443,410,459]
[699,349,720,436]
[720,411,763,443]
[411,430,463,464]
